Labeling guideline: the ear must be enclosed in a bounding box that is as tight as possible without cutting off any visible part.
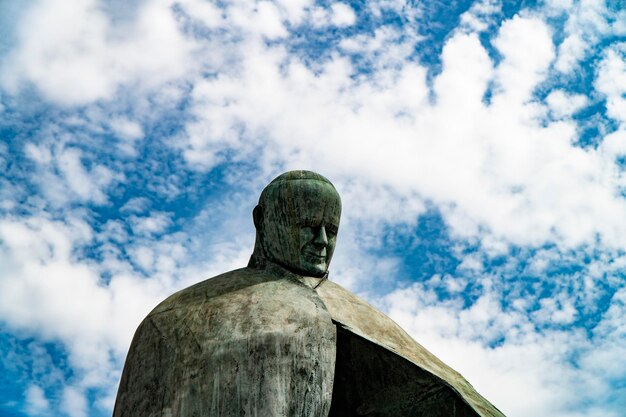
[253,205,263,230]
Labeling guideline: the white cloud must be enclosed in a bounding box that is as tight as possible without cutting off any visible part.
[0,215,181,407]
[378,272,623,417]
[25,142,118,205]
[434,32,493,107]
[310,3,356,28]
[24,385,50,416]
[595,43,626,125]
[229,1,289,39]
[330,3,356,27]
[57,148,114,203]
[119,197,151,214]
[109,117,143,141]
[178,13,626,253]
[2,2,626,417]
[339,25,420,69]
[0,0,196,105]
[256,1,289,39]
[548,0,613,74]
[61,386,87,417]
[544,0,574,11]
[0,193,261,415]
[0,0,620,253]
[614,10,626,35]
[545,89,588,119]
[599,129,626,160]
[459,0,502,33]
[274,0,314,25]
[492,16,554,103]
[533,296,577,325]
[128,211,173,236]
[177,0,224,28]
[555,33,587,73]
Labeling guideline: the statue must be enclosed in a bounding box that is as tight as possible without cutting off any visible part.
[114,170,505,417]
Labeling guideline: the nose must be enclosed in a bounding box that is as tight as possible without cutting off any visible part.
[314,225,328,246]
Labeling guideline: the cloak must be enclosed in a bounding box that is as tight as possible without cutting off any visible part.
[113,263,505,417]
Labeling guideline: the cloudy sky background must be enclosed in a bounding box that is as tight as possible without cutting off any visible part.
[1,0,625,416]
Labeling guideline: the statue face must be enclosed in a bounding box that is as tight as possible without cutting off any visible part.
[295,207,340,276]
[257,177,341,277]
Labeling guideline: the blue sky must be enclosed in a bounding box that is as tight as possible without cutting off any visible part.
[1,0,625,416]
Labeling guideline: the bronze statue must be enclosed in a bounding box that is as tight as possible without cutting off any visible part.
[114,170,504,417]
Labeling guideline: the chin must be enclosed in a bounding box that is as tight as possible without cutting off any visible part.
[296,262,326,277]
[307,266,327,277]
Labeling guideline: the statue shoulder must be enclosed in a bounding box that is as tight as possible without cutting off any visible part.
[316,280,422,355]
[148,267,270,316]
[317,280,462,376]
[317,280,505,417]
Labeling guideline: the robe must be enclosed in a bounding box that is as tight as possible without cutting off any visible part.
[113,263,505,417]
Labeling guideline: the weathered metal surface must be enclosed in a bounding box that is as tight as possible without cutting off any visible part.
[114,267,337,417]
[329,325,476,416]
[113,170,505,417]
[248,170,341,278]
[316,278,505,417]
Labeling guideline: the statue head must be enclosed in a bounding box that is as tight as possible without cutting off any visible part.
[250,170,342,277]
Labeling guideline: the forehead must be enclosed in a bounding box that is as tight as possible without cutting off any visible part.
[263,179,341,222]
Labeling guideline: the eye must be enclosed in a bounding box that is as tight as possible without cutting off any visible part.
[298,225,316,237]
[325,225,338,236]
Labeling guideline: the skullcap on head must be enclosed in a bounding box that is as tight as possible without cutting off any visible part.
[267,170,334,187]
[258,170,337,206]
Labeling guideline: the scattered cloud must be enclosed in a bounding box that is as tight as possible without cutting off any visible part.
[546,89,588,119]
[549,0,613,74]
[380,268,625,417]
[60,386,87,417]
[596,42,626,125]
[459,0,501,33]
[311,2,356,28]
[0,0,197,105]
[24,385,49,416]
[1,1,625,417]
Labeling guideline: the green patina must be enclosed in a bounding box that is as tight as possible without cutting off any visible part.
[114,170,505,417]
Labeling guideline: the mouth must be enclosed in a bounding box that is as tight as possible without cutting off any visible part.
[303,251,326,262]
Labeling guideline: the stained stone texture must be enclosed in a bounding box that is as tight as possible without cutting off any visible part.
[114,267,336,416]
[114,170,505,417]
[329,326,476,416]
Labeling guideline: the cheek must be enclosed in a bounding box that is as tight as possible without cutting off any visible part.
[299,228,315,247]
